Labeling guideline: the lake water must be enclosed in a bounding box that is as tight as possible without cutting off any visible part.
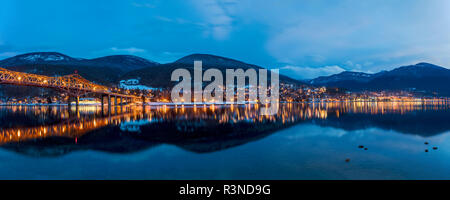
[0,102,449,180]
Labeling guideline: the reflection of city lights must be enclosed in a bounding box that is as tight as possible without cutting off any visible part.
[0,101,448,144]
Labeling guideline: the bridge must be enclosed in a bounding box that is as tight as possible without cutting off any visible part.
[0,67,145,108]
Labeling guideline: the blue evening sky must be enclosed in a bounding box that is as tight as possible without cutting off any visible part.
[1,0,449,79]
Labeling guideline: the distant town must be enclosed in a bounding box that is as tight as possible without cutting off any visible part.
[1,78,448,106]
[1,53,449,105]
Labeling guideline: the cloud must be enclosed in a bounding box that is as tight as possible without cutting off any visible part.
[132,2,155,8]
[154,16,207,28]
[259,0,450,71]
[266,20,368,65]
[5,0,450,74]
[280,65,345,80]
[110,47,146,54]
[155,16,174,23]
[344,60,364,72]
[191,0,235,40]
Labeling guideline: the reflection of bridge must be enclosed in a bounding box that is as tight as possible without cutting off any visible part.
[0,111,139,145]
[1,102,450,157]
[0,67,145,108]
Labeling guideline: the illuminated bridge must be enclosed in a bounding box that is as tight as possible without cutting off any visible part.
[0,67,144,107]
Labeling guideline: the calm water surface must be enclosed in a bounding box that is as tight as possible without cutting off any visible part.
[0,102,450,180]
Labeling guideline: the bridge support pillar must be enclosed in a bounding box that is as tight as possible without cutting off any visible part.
[142,96,146,114]
[75,96,79,114]
[108,95,111,113]
[114,96,118,106]
[67,96,72,110]
[75,96,79,108]
[120,97,123,106]
[100,95,105,116]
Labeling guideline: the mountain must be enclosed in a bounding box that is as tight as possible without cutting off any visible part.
[88,55,159,71]
[0,52,119,86]
[309,62,450,95]
[0,52,304,91]
[384,62,450,77]
[310,71,374,85]
[0,52,161,86]
[121,54,305,88]
[175,54,261,69]
[0,52,79,66]
[0,52,159,72]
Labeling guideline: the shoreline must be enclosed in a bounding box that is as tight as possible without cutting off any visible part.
[0,99,448,107]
